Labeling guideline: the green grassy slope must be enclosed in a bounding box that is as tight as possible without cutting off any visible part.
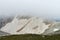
[0,34,60,40]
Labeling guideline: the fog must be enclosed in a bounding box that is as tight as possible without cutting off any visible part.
[0,0,60,19]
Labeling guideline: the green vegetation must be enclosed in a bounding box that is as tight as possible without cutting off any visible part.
[0,34,60,40]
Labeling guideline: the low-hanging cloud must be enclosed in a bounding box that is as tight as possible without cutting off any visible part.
[0,0,60,19]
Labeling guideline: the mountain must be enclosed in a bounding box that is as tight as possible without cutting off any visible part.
[0,15,54,35]
[0,15,60,36]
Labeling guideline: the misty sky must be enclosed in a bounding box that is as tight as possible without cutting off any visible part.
[0,0,60,19]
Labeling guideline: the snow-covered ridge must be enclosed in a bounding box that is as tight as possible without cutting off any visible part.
[0,15,55,35]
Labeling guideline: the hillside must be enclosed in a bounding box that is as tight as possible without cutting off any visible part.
[0,34,60,40]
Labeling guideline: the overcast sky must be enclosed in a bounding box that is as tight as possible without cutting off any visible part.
[0,0,60,19]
